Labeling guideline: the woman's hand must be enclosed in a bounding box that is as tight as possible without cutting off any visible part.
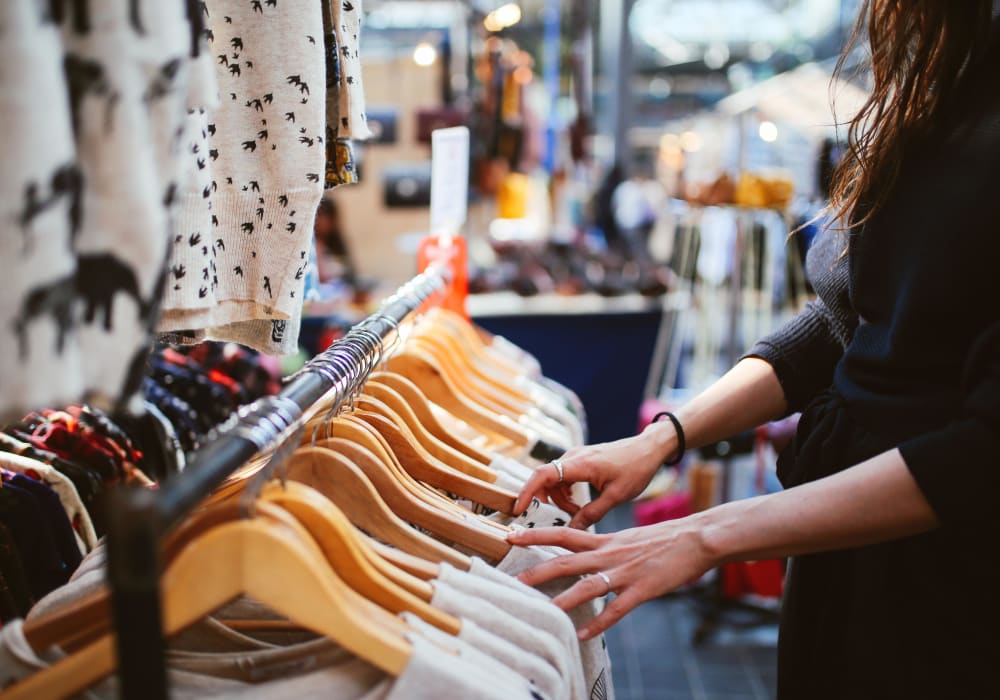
[509,448,941,640]
[513,422,677,529]
[507,518,716,640]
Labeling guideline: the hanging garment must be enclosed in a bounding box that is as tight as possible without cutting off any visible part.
[14,585,556,700]
[0,524,33,620]
[0,451,98,553]
[0,2,83,424]
[321,0,359,188]
[0,0,199,423]
[0,479,71,602]
[60,0,194,410]
[159,0,329,355]
[430,576,583,699]
[331,0,370,141]
[486,549,616,700]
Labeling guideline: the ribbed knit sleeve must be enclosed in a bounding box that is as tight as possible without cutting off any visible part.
[898,320,1000,530]
[745,228,857,413]
[746,299,848,412]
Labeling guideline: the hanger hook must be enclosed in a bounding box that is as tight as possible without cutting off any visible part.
[318,347,358,434]
[308,344,350,447]
[345,325,382,407]
[350,325,384,394]
[370,312,401,370]
[234,396,302,518]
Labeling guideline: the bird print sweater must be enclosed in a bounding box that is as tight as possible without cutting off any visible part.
[159,0,329,354]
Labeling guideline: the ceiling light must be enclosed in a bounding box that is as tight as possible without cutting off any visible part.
[759,121,778,142]
[413,42,438,67]
[493,3,521,28]
[484,3,521,32]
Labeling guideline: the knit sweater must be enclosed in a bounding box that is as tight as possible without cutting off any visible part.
[0,0,196,421]
[748,20,1000,531]
[159,0,327,354]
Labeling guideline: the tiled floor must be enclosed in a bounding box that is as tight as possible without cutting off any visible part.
[598,506,779,700]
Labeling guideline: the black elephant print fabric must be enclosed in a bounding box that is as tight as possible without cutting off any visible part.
[0,0,198,422]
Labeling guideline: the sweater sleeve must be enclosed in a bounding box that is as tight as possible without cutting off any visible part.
[898,320,1000,530]
[744,229,857,413]
[745,298,849,413]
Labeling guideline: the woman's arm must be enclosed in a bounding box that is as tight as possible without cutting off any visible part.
[514,357,788,528]
[509,447,938,640]
[666,356,788,451]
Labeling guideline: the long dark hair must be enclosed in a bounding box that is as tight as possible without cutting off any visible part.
[830,0,995,228]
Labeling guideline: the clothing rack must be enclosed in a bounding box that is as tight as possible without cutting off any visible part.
[104,266,450,700]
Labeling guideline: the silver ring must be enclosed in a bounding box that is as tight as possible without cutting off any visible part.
[552,459,564,483]
[596,571,612,595]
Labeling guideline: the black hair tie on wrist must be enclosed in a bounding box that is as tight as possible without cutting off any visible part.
[652,411,686,466]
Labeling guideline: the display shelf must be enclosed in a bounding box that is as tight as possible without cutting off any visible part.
[467,290,689,317]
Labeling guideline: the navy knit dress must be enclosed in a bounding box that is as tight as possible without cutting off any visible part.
[748,19,1000,699]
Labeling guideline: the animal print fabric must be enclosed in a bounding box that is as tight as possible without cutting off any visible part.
[0,0,197,422]
[322,0,359,188]
[158,0,329,355]
[333,0,369,140]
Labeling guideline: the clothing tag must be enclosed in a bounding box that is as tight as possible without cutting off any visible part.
[430,126,469,236]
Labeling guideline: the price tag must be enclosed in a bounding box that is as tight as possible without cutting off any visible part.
[430,126,469,236]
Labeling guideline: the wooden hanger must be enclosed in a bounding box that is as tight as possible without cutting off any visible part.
[283,444,465,573]
[342,414,489,520]
[406,332,572,447]
[20,500,298,653]
[259,481,461,634]
[411,334,573,451]
[5,513,412,699]
[303,414,467,518]
[368,539,440,581]
[334,417,513,529]
[24,497,379,652]
[351,406,516,514]
[368,372,493,465]
[360,382,495,476]
[406,336,525,418]
[261,479,431,600]
[309,436,476,559]
[386,351,532,447]
[308,436,510,562]
[424,307,527,377]
[410,324,536,409]
[304,408,507,530]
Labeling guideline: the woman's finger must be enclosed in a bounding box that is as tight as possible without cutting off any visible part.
[514,462,565,514]
[568,494,616,530]
[551,572,617,612]
[577,586,645,640]
[506,525,601,551]
[515,549,608,587]
[514,454,591,515]
[547,483,581,516]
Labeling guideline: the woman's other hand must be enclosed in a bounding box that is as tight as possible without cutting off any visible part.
[506,519,715,640]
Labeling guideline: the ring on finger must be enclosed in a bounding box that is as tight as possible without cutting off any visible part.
[595,571,612,595]
[552,459,565,483]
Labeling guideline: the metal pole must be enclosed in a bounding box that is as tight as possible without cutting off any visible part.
[599,0,634,168]
[106,267,448,700]
[542,0,561,174]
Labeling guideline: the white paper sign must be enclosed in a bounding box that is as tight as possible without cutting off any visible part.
[430,126,469,236]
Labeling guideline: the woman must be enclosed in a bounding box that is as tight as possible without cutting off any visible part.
[509,3,1000,697]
